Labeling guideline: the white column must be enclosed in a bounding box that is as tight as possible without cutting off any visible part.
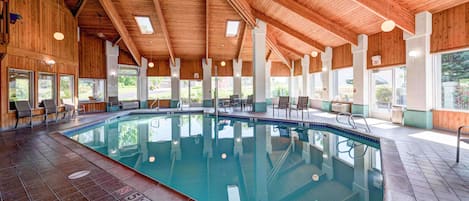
[352,34,369,116]
[252,19,267,112]
[233,122,243,156]
[265,60,272,100]
[171,116,181,160]
[353,144,370,201]
[105,41,119,98]
[254,124,268,201]
[233,59,242,96]
[202,58,212,107]
[289,64,294,97]
[321,47,333,111]
[404,11,433,129]
[139,57,148,108]
[203,116,213,158]
[302,55,310,97]
[170,58,181,108]
[321,132,335,180]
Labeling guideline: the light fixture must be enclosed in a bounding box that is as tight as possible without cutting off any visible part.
[381,20,395,32]
[236,137,241,142]
[311,51,318,57]
[97,32,105,38]
[148,41,155,68]
[54,0,64,41]
[45,59,56,66]
[322,67,327,72]
[149,156,156,163]
[221,153,227,159]
[173,140,179,145]
[172,73,178,78]
[322,153,328,159]
[312,174,319,181]
[148,62,155,68]
[408,50,418,57]
[235,73,240,77]
[221,61,226,67]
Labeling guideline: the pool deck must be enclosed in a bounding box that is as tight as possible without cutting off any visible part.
[1,107,469,201]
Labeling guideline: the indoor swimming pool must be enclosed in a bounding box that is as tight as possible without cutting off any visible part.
[65,113,384,201]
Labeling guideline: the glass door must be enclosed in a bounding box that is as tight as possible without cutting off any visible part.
[180,80,203,107]
[371,69,393,120]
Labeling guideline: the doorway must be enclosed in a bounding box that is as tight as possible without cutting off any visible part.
[370,67,406,120]
[180,80,203,107]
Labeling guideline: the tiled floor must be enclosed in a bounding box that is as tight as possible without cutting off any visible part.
[1,107,469,201]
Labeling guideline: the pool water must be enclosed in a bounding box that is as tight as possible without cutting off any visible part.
[67,113,383,201]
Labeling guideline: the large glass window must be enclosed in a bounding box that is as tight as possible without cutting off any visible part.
[38,73,56,105]
[212,77,233,99]
[118,67,139,101]
[395,67,407,106]
[271,77,289,97]
[148,77,171,99]
[440,50,469,110]
[9,69,33,110]
[60,75,74,105]
[311,73,323,99]
[241,77,253,98]
[78,79,105,102]
[333,68,353,102]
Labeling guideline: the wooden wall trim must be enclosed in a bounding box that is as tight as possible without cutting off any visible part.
[241,61,252,76]
[212,60,234,76]
[147,60,171,76]
[118,49,138,66]
[180,59,203,80]
[293,59,302,76]
[271,62,291,77]
[332,44,353,70]
[431,3,469,53]
[309,55,322,73]
[79,32,106,79]
[433,109,469,132]
[367,29,406,69]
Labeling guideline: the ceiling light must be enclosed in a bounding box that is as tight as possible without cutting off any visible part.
[312,174,319,181]
[381,20,395,32]
[225,20,240,37]
[311,51,318,57]
[148,61,155,68]
[45,59,56,65]
[54,0,64,41]
[221,153,227,159]
[149,156,155,163]
[221,61,226,67]
[135,16,154,34]
[54,32,64,41]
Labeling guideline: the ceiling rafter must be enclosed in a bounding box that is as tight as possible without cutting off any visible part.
[266,49,272,61]
[278,42,303,57]
[98,0,141,66]
[236,23,248,61]
[152,0,176,65]
[266,35,291,69]
[205,0,209,64]
[252,9,325,52]
[74,0,88,18]
[351,0,415,34]
[273,0,358,45]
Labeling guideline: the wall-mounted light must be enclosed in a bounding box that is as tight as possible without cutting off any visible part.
[221,153,227,160]
[408,50,418,57]
[45,59,56,66]
[194,73,199,79]
[172,73,178,78]
[322,67,327,72]
[220,61,226,67]
[172,140,179,145]
[235,73,240,77]
[311,51,318,57]
[381,20,395,32]
[148,61,155,68]
[110,71,116,77]
[148,156,155,163]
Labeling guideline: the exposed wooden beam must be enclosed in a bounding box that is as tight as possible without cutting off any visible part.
[75,0,88,18]
[351,0,415,34]
[266,35,291,69]
[98,0,141,66]
[265,49,272,61]
[236,23,248,61]
[205,0,209,64]
[253,9,325,52]
[278,42,304,57]
[273,0,358,45]
[152,0,176,65]
[226,0,256,28]
[112,36,122,47]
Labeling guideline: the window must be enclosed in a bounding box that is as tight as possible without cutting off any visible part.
[395,67,407,105]
[311,73,323,99]
[241,77,253,98]
[271,77,289,97]
[148,77,171,99]
[439,49,469,110]
[134,16,154,34]
[9,69,33,110]
[225,20,240,37]
[118,67,139,101]
[60,75,74,104]
[333,68,353,102]
[212,77,233,98]
[78,79,105,101]
[38,73,56,105]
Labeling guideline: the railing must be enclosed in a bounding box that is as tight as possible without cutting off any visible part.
[335,113,372,133]
[456,125,469,163]
[336,112,353,127]
[267,143,292,186]
[150,98,159,110]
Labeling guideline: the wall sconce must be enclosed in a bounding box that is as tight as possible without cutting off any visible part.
[172,73,178,78]
[194,73,199,79]
[110,71,117,77]
[408,50,418,57]
[45,59,56,66]
[322,67,327,72]
[235,73,240,77]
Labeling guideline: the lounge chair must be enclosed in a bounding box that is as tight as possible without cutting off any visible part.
[273,96,290,117]
[229,95,240,110]
[108,96,121,112]
[14,101,42,128]
[290,96,309,120]
[43,99,64,125]
[60,99,76,119]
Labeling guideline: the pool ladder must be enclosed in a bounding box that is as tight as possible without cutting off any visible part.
[336,112,371,133]
[150,98,160,110]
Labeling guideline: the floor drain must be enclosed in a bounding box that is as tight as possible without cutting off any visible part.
[68,170,90,180]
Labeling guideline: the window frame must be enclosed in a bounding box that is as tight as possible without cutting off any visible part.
[78,78,107,102]
[37,72,57,107]
[118,65,140,101]
[310,72,323,100]
[8,68,34,111]
[147,76,172,100]
[332,67,354,102]
[59,74,75,105]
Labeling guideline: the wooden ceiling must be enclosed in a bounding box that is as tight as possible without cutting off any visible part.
[65,0,469,64]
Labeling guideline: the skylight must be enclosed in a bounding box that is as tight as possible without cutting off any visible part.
[134,16,154,34]
[225,20,240,37]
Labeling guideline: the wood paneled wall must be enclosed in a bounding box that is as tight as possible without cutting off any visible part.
[1,0,79,128]
[79,32,106,79]
[294,59,302,76]
[367,29,406,69]
[147,60,171,76]
[332,44,353,70]
[119,49,138,66]
[309,55,322,73]
[242,61,252,76]
[212,60,233,76]
[271,62,290,77]
[180,59,203,80]
[433,110,469,132]
[431,3,469,53]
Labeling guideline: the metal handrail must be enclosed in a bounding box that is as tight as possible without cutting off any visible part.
[150,98,160,109]
[336,112,352,126]
[456,125,469,163]
[267,143,292,186]
[348,114,371,133]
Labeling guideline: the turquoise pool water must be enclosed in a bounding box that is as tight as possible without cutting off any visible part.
[66,113,383,201]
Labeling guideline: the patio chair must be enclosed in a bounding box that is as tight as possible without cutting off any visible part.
[60,99,75,119]
[244,95,253,111]
[108,96,121,112]
[290,96,309,120]
[14,101,42,128]
[273,96,290,117]
[42,99,64,125]
[229,95,240,110]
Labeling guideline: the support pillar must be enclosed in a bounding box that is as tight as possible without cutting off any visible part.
[320,47,333,111]
[170,58,181,108]
[255,124,268,201]
[202,58,212,107]
[139,57,148,108]
[404,11,433,129]
[171,116,181,160]
[233,122,243,156]
[352,144,370,201]
[252,19,267,112]
[265,61,272,104]
[321,132,335,180]
[203,116,213,158]
[233,59,242,96]
[289,64,294,97]
[302,55,310,97]
[352,34,369,116]
[105,41,119,98]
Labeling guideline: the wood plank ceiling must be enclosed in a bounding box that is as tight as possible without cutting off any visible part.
[65,0,469,64]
